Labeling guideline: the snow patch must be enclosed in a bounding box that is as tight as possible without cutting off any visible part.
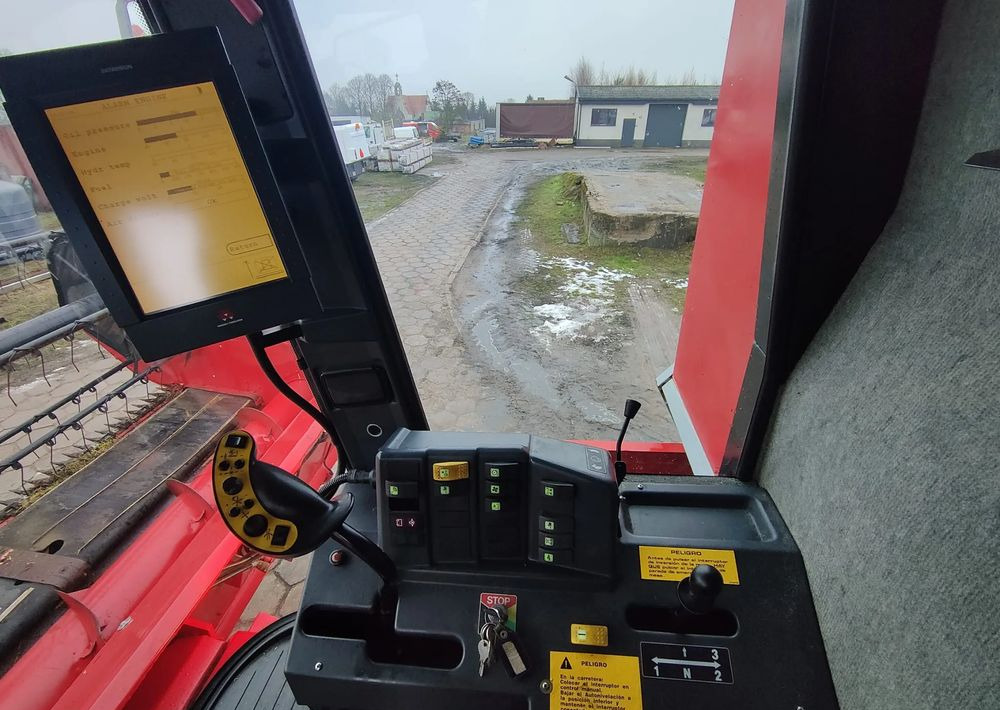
[661,277,688,289]
[530,258,630,344]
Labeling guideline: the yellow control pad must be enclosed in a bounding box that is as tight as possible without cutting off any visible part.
[213,429,298,554]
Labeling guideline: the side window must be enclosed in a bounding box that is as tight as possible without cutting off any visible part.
[591,108,618,126]
[701,108,717,127]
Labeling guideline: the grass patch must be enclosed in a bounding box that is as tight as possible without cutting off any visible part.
[36,211,62,231]
[351,170,433,223]
[0,278,59,330]
[643,158,708,183]
[516,172,694,309]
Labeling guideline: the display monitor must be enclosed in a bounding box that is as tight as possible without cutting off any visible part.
[46,82,288,315]
[0,29,321,360]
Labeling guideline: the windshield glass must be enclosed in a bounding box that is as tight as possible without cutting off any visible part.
[295,0,734,441]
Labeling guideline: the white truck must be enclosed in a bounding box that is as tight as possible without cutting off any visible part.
[332,122,369,181]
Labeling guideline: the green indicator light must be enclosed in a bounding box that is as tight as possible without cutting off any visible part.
[389,485,399,496]
[544,520,555,531]
[440,485,450,495]
[490,484,500,495]
[439,469,450,479]
[544,486,554,497]
[489,467,501,478]
[491,501,502,512]
[543,552,554,563]
[544,536,554,547]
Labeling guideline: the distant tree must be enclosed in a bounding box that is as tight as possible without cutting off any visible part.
[324,83,354,115]
[369,73,396,120]
[598,65,658,86]
[477,97,488,120]
[566,56,596,96]
[680,67,699,84]
[344,75,366,114]
[430,79,463,130]
[339,73,397,119]
[525,94,534,102]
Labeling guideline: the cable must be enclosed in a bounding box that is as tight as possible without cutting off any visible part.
[318,468,373,499]
[246,332,349,470]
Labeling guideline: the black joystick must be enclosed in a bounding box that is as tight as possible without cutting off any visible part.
[677,564,724,614]
[213,430,398,593]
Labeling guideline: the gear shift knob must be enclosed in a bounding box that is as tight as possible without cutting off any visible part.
[677,564,724,614]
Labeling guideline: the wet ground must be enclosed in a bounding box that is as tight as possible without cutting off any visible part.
[451,154,686,441]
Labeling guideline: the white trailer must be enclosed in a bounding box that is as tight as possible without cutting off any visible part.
[333,122,369,181]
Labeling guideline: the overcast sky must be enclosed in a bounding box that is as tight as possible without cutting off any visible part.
[1,0,734,103]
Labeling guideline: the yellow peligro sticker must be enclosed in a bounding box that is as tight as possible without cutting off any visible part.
[638,546,740,584]
[549,651,642,710]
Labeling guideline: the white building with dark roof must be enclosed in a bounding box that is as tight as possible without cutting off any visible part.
[574,85,721,148]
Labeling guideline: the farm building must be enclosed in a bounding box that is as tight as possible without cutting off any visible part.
[574,85,720,148]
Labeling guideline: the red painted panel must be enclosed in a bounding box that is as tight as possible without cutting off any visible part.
[672,0,786,471]
[571,440,692,476]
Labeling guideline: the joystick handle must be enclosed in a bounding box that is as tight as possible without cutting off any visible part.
[677,564,724,614]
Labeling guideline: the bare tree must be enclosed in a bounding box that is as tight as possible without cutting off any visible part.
[566,56,596,96]
[344,75,366,114]
[363,73,395,120]
[324,83,353,115]
[680,67,699,85]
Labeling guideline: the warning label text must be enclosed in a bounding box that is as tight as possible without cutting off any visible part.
[549,651,642,710]
[638,546,740,584]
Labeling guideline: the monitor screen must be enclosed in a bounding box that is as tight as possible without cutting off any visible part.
[45,81,288,315]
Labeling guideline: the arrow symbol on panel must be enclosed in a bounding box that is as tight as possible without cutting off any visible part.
[651,657,721,669]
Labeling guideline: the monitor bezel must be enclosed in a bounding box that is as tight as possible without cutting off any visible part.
[0,29,321,360]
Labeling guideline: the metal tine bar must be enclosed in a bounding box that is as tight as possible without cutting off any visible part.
[0,366,156,471]
[0,359,133,447]
[0,309,109,370]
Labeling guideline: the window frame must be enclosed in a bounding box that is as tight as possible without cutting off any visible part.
[590,108,618,127]
[701,108,717,127]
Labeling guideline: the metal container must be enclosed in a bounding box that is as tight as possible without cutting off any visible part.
[0,178,42,243]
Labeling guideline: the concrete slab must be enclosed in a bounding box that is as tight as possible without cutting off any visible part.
[581,170,702,247]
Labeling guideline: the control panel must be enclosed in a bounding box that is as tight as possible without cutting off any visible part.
[282,430,839,710]
[375,430,619,576]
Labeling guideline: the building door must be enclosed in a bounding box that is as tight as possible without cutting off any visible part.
[645,103,686,147]
[621,118,636,147]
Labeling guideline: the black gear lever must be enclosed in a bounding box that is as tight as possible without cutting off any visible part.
[677,564,724,614]
[212,429,398,589]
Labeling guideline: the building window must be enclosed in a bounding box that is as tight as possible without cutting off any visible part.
[591,108,617,126]
[701,108,717,127]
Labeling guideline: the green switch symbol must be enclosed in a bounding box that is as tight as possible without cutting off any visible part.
[491,501,502,512]
[543,552,554,563]
[544,536,554,547]
[440,485,450,495]
[490,484,500,495]
[544,486,554,497]
[544,520,555,531]
[439,469,450,479]
[389,485,399,496]
[489,467,501,479]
